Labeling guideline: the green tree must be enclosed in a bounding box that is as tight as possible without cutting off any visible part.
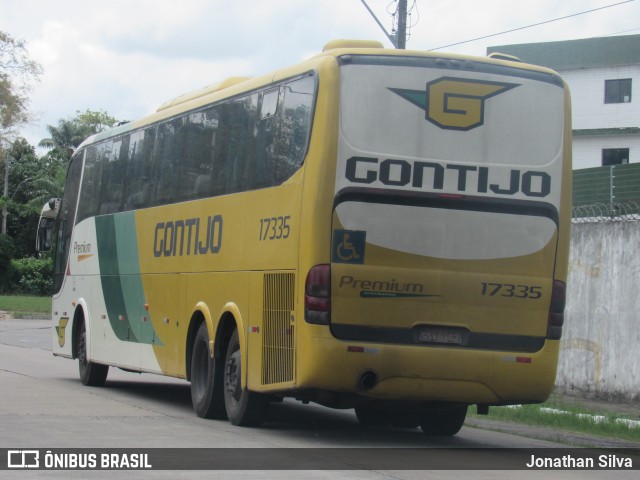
[0,233,16,292]
[1,31,42,235]
[39,108,118,161]
[0,31,42,79]
[0,73,28,132]
[1,138,61,257]
[0,31,42,134]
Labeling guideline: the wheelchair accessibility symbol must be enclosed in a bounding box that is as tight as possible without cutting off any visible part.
[332,230,366,264]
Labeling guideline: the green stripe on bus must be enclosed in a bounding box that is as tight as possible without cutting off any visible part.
[95,215,136,342]
[95,213,162,345]
[114,213,162,345]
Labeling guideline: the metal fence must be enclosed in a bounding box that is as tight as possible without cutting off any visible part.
[572,164,640,223]
[572,201,640,223]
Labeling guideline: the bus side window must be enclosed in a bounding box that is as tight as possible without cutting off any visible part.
[253,88,282,189]
[275,76,315,183]
[98,137,128,215]
[153,118,185,206]
[182,110,216,201]
[261,89,279,120]
[77,146,100,223]
[124,129,152,209]
[234,92,259,192]
[53,151,84,294]
[214,101,240,195]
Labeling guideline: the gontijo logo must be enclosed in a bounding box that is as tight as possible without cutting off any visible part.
[389,77,519,131]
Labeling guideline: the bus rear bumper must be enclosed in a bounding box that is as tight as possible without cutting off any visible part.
[294,335,560,405]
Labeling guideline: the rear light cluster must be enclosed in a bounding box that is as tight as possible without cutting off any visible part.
[547,280,566,340]
[305,264,330,325]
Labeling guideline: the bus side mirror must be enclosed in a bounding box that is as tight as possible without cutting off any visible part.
[36,198,60,253]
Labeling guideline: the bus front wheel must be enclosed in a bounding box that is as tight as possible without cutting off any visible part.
[223,329,270,426]
[77,320,108,387]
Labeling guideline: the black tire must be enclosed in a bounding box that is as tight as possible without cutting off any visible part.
[355,405,391,427]
[77,320,108,387]
[355,405,419,428]
[223,329,269,426]
[190,323,226,419]
[419,405,468,436]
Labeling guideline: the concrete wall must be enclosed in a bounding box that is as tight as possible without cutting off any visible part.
[556,221,640,400]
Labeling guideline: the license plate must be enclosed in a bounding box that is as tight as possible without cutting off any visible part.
[418,328,463,345]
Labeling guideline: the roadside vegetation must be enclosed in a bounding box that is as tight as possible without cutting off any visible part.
[1,31,118,301]
[0,294,50,316]
[469,396,640,444]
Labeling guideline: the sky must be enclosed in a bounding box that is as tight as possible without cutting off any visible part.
[1,0,638,149]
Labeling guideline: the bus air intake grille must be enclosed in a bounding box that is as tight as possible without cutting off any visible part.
[262,273,295,385]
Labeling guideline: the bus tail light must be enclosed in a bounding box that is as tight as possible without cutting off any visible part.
[305,264,331,325]
[546,280,566,340]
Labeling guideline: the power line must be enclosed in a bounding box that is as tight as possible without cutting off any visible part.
[603,26,640,36]
[429,0,636,51]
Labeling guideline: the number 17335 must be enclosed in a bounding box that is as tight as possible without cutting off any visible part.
[480,282,542,299]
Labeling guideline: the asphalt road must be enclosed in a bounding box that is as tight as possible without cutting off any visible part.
[0,318,637,479]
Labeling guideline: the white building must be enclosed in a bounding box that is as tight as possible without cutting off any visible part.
[488,35,640,170]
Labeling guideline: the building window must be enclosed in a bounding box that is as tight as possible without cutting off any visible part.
[602,148,629,166]
[604,79,632,104]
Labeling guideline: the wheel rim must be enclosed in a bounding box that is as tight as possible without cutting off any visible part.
[78,326,87,366]
[224,348,242,403]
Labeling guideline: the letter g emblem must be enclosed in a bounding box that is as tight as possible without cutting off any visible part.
[390,77,519,131]
[427,78,518,130]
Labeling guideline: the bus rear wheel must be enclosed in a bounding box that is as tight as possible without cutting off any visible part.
[223,329,270,426]
[355,405,418,428]
[77,320,108,387]
[190,322,226,419]
[419,405,468,436]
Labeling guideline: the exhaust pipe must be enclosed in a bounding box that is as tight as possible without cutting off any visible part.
[358,370,378,390]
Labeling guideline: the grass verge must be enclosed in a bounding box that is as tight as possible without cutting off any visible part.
[468,397,640,443]
[0,295,51,317]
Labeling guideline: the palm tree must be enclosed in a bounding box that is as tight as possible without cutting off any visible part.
[38,109,118,161]
[38,118,82,159]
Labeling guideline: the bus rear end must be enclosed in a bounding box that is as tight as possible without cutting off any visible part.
[303,50,570,433]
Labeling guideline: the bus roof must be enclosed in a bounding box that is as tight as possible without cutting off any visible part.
[76,39,560,152]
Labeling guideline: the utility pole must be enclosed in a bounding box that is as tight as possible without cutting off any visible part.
[360,0,398,48]
[397,0,407,49]
[361,0,410,50]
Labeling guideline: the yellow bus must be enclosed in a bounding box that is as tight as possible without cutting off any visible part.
[39,40,571,435]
